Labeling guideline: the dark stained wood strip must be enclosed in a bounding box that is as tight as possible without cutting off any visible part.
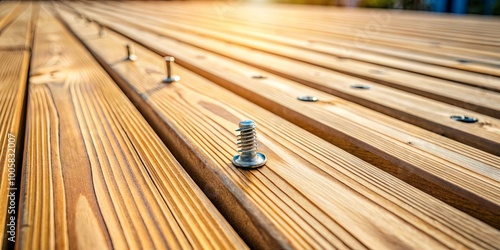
[17,7,247,249]
[58,7,500,250]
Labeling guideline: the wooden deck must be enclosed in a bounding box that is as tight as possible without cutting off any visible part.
[1,1,499,249]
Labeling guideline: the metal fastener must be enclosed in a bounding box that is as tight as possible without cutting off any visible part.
[252,75,267,79]
[450,115,478,123]
[162,56,180,83]
[126,43,137,61]
[350,84,371,90]
[297,96,318,102]
[232,120,267,169]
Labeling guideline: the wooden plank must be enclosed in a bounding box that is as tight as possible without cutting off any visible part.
[58,7,500,250]
[0,2,33,248]
[0,3,34,51]
[0,50,29,249]
[17,7,246,249]
[0,2,22,31]
[109,1,500,78]
[58,6,500,229]
[93,1,500,94]
[128,1,500,59]
[67,4,500,156]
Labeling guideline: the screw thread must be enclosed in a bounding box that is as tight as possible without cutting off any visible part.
[236,121,258,159]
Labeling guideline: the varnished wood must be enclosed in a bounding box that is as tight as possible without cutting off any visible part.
[17,7,246,249]
[57,7,500,249]
[58,5,500,229]
[68,3,500,157]
[0,2,33,248]
[105,1,500,79]
[0,3,34,50]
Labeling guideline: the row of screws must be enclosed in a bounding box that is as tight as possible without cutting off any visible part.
[125,43,180,83]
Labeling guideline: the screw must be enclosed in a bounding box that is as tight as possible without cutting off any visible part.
[126,43,137,61]
[350,84,371,90]
[297,96,318,102]
[232,120,267,169]
[162,56,180,83]
[450,115,478,123]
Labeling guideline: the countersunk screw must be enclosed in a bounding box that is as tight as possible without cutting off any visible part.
[162,56,180,83]
[232,120,267,169]
[126,43,137,61]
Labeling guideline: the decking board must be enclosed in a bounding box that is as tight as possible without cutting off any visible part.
[17,7,246,249]
[57,6,500,249]
[0,2,34,248]
[69,3,500,157]
[58,5,500,229]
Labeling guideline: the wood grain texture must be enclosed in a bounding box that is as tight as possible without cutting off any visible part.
[68,3,500,157]
[0,2,22,31]
[0,2,33,248]
[17,7,246,249]
[0,50,30,249]
[102,1,500,88]
[98,1,500,90]
[0,3,34,50]
[57,6,500,249]
[59,6,500,229]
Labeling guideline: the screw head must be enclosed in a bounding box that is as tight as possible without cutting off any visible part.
[350,84,371,90]
[297,96,318,102]
[162,76,181,83]
[450,115,478,123]
[232,153,267,169]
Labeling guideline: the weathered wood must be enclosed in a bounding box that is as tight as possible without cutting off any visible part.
[17,7,246,249]
[58,7,500,250]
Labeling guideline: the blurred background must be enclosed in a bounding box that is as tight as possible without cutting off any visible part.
[268,0,500,15]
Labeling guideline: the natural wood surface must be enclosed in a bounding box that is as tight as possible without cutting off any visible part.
[17,7,246,249]
[88,2,500,118]
[57,6,500,249]
[59,5,500,229]
[106,1,500,80]
[0,3,35,50]
[69,2,500,157]
[0,3,34,248]
[0,50,30,250]
[102,1,500,88]
[0,2,22,31]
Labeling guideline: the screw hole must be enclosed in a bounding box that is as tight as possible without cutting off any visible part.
[457,59,470,64]
[252,75,267,79]
[450,115,478,123]
[369,69,385,74]
[350,84,371,90]
[297,96,318,102]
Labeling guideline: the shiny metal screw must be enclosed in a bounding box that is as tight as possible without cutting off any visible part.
[232,120,267,169]
[126,43,137,61]
[162,56,180,83]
